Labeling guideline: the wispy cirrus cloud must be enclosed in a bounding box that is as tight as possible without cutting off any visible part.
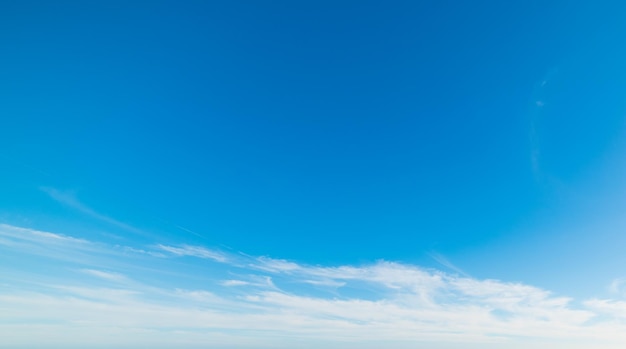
[80,269,128,283]
[609,278,626,296]
[0,223,97,265]
[155,244,229,263]
[221,279,251,287]
[0,223,89,245]
[429,251,469,277]
[302,279,346,288]
[3,223,626,348]
[41,187,150,237]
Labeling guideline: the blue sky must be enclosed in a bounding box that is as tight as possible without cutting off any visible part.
[2,1,626,347]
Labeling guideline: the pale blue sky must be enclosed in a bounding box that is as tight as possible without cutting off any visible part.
[2,1,626,347]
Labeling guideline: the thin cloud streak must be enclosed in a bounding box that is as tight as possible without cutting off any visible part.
[429,251,470,277]
[80,269,128,283]
[155,244,229,263]
[41,187,151,237]
[221,279,251,287]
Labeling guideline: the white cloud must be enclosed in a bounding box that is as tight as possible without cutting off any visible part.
[302,279,346,288]
[155,244,228,263]
[255,256,302,272]
[80,269,128,283]
[3,223,626,348]
[0,224,100,265]
[0,223,89,245]
[221,279,250,287]
[585,298,626,319]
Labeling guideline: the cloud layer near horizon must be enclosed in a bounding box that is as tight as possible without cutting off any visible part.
[1,223,626,349]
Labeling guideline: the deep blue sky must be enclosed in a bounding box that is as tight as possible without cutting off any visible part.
[2,0,626,296]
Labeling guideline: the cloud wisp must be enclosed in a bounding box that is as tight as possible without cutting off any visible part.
[155,244,229,263]
[2,223,626,348]
[41,187,151,237]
